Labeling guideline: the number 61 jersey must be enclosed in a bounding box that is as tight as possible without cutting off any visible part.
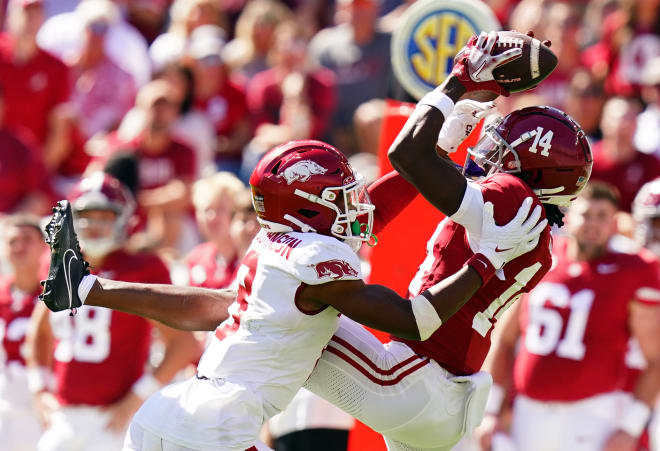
[514,237,660,401]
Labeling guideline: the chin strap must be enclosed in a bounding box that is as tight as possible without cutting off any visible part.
[283,214,317,233]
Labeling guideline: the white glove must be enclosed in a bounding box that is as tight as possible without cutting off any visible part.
[437,100,495,154]
[478,197,547,269]
[460,31,522,83]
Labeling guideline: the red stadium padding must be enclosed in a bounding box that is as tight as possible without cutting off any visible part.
[347,99,483,451]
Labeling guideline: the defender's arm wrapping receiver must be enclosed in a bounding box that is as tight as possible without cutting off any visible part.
[40,196,544,341]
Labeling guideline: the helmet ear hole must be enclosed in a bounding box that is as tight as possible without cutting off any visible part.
[271,161,282,175]
[518,169,543,185]
[298,209,319,218]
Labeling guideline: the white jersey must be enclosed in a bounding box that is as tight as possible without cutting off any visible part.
[197,230,361,417]
[133,230,362,450]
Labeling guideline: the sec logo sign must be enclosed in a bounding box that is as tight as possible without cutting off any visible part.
[391,0,501,100]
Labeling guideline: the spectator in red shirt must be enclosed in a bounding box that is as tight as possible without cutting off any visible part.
[89,80,197,253]
[247,21,336,142]
[184,172,248,289]
[241,21,335,180]
[51,2,137,181]
[582,2,660,97]
[0,0,70,171]
[0,84,53,217]
[189,26,252,173]
[590,97,660,212]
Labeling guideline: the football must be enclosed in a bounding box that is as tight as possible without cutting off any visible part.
[491,30,558,93]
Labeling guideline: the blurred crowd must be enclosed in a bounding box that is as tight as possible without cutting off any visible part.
[2,0,660,450]
[2,0,660,255]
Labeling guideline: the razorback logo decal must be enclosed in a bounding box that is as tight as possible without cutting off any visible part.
[280,160,327,185]
[314,259,358,280]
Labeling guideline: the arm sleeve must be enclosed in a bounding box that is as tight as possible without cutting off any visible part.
[368,171,418,235]
[449,180,484,235]
[287,240,362,285]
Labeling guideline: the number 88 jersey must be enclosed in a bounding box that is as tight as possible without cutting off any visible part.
[49,250,171,406]
[514,237,660,402]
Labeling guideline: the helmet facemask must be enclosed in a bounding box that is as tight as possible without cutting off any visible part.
[293,175,375,252]
[464,117,522,178]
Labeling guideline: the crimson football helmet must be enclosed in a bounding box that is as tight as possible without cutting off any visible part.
[633,177,660,255]
[69,172,136,258]
[249,140,374,250]
[465,106,593,207]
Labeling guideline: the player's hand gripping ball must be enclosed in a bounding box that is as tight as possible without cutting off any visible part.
[453,30,557,96]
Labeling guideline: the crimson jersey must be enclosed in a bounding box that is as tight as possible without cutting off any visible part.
[50,250,171,406]
[195,77,249,143]
[0,276,41,366]
[0,127,53,213]
[185,242,239,289]
[390,173,553,376]
[514,238,660,401]
[0,33,70,145]
[95,133,197,190]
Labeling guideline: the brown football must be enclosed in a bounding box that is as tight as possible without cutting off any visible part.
[491,30,558,93]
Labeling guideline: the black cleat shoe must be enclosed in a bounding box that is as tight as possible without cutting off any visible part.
[41,200,90,312]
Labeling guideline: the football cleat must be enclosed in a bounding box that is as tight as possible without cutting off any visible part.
[40,201,90,312]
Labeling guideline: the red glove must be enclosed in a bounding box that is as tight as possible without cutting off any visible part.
[451,31,522,97]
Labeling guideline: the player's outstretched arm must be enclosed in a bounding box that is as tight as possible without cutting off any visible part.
[388,31,521,216]
[84,279,234,331]
[299,263,481,341]
[300,197,545,341]
[40,200,234,331]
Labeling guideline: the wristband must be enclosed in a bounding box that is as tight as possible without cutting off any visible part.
[418,89,455,120]
[410,291,443,341]
[77,274,98,305]
[27,367,52,394]
[485,383,505,415]
[620,398,651,438]
[131,373,162,400]
[467,253,496,285]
